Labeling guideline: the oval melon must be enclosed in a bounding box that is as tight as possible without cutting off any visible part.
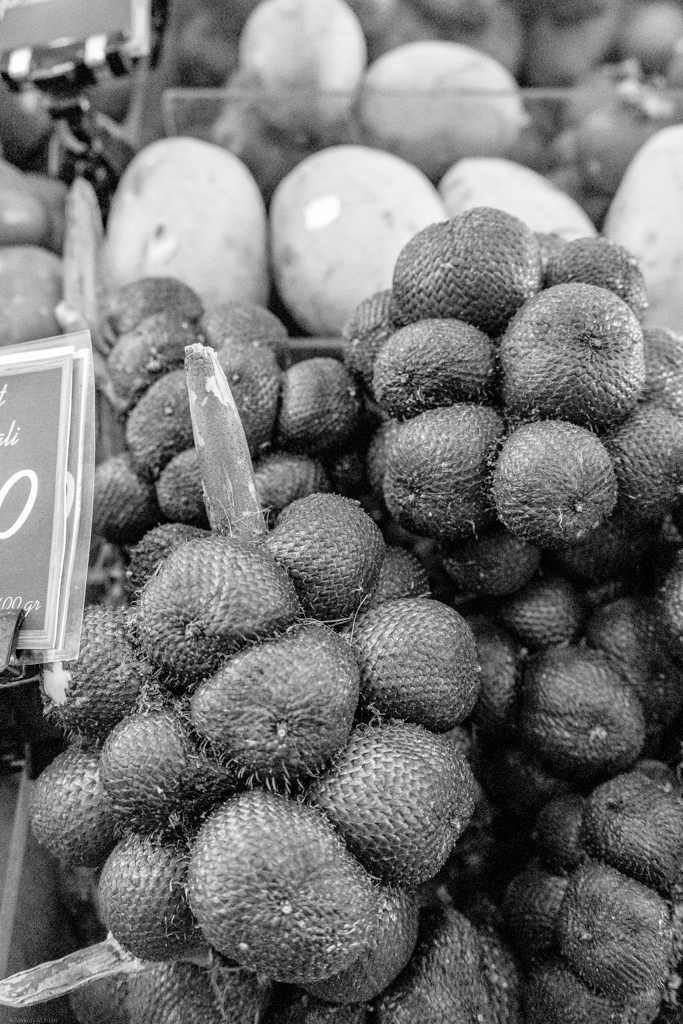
[103,138,269,307]
[439,157,597,240]
[270,144,447,335]
[238,0,367,134]
[604,124,683,332]
[357,40,528,182]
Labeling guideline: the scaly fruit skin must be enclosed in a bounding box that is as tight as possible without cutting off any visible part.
[190,621,360,782]
[372,318,495,420]
[104,277,203,337]
[92,452,163,546]
[373,905,522,1024]
[467,616,521,740]
[343,288,396,395]
[492,420,618,547]
[135,534,302,687]
[264,493,385,622]
[347,597,480,732]
[215,342,282,458]
[391,208,543,337]
[363,546,430,610]
[544,237,649,320]
[304,886,420,1004]
[124,522,208,600]
[308,721,476,887]
[275,357,363,460]
[155,448,209,529]
[499,282,645,432]
[254,451,330,528]
[523,957,662,1024]
[440,529,541,598]
[201,298,289,367]
[99,708,236,831]
[503,857,570,962]
[188,789,380,985]
[126,960,266,1024]
[383,403,504,542]
[642,326,683,420]
[42,605,152,742]
[99,832,205,962]
[520,646,646,783]
[125,368,195,481]
[557,861,677,1006]
[495,574,588,649]
[107,309,200,412]
[30,745,118,867]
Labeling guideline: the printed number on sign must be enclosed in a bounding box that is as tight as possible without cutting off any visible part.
[0,470,38,539]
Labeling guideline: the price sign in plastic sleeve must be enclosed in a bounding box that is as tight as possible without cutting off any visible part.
[0,353,72,649]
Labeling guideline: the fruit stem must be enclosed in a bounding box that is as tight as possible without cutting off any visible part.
[0,934,145,1007]
[185,343,267,541]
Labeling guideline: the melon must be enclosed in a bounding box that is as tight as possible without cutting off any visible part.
[103,137,269,307]
[270,144,447,335]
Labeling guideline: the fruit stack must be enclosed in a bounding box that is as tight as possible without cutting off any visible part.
[25,204,683,1022]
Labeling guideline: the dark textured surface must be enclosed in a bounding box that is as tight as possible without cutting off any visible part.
[364,545,430,609]
[201,298,289,367]
[580,771,683,900]
[99,832,205,961]
[42,605,150,741]
[188,790,379,983]
[268,991,370,1023]
[107,310,199,411]
[604,402,683,527]
[534,793,586,875]
[546,517,652,586]
[216,341,282,458]
[135,534,302,686]
[104,277,203,336]
[365,419,401,499]
[467,616,520,740]
[520,646,646,782]
[492,420,618,547]
[372,318,495,420]
[29,745,118,867]
[500,282,645,430]
[155,447,210,528]
[346,597,480,732]
[441,529,541,597]
[99,708,236,830]
[125,368,196,480]
[585,596,683,752]
[557,861,675,1004]
[69,976,130,1024]
[383,403,504,542]
[305,887,419,1004]
[373,905,522,1024]
[642,326,683,419]
[124,522,208,599]
[474,741,573,824]
[308,721,476,887]
[190,621,360,781]
[496,574,588,649]
[276,357,363,459]
[658,551,683,663]
[127,961,265,1024]
[254,451,330,527]
[391,208,543,337]
[524,957,661,1024]
[544,237,649,320]
[502,857,568,962]
[265,493,385,622]
[92,452,163,546]
[343,289,396,395]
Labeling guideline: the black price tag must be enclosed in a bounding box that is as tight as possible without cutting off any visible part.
[0,331,94,665]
